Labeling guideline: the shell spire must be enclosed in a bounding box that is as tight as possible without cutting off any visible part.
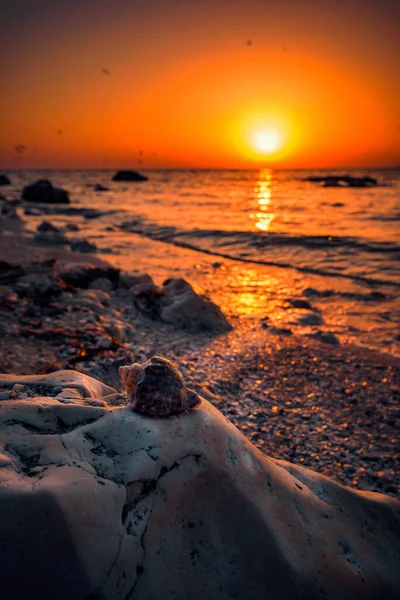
[118,356,201,417]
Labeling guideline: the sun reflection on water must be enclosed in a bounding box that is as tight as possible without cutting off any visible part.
[250,169,275,232]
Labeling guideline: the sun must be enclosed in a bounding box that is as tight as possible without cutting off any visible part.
[252,130,283,155]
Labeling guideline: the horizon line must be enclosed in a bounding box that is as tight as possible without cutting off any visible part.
[2,165,400,172]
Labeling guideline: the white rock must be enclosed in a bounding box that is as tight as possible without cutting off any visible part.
[0,369,399,600]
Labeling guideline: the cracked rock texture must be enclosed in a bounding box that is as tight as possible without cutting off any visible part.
[0,370,399,600]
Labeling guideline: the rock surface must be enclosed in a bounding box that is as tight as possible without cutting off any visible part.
[70,239,97,253]
[0,369,399,600]
[304,175,379,188]
[160,277,231,331]
[112,170,148,182]
[22,179,70,204]
[0,174,11,186]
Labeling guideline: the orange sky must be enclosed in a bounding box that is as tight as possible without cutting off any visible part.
[1,0,399,169]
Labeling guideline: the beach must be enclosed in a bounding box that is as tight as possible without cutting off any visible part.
[1,181,399,498]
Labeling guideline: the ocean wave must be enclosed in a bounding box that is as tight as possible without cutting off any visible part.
[118,219,400,287]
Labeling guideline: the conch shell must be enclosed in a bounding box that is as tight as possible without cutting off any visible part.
[119,355,201,417]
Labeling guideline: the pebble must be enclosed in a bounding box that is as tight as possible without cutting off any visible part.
[96,336,113,349]
[89,278,113,292]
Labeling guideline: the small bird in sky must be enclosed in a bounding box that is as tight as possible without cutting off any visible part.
[101,68,110,75]
[57,129,63,135]
[14,144,26,154]
[247,39,252,46]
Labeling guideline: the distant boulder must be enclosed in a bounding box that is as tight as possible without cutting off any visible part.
[22,179,70,204]
[92,183,109,191]
[342,176,378,187]
[304,175,378,188]
[323,177,345,187]
[112,170,148,182]
[0,175,11,186]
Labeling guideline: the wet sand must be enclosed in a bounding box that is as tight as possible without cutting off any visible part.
[1,214,399,496]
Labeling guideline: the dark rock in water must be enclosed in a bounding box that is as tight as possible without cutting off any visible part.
[0,174,11,186]
[34,231,68,245]
[302,287,334,298]
[366,291,386,301]
[93,183,109,191]
[37,221,59,233]
[304,175,379,188]
[308,330,340,345]
[82,209,104,219]
[266,326,292,336]
[323,176,345,187]
[22,179,70,204]
[24,207,43,216]
[1,204,19,219]
[112,170,148,182]
[70,240,97,253]
[65,223,80,232]
[284,298,314,310]
[342,175,378,187]
[58,264,120,289]
[294,311,324,326]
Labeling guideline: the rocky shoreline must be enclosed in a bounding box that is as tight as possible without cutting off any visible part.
[1,214,399,497]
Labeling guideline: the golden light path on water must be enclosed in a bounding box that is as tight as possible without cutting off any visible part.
[251,169,275,232]
[235,170,278,315]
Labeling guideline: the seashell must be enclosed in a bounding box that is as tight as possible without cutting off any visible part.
[118,355,201,417]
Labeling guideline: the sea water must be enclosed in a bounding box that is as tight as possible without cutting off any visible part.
[4,168,400,356]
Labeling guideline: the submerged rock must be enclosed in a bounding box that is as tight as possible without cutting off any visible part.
[112,170,148,182]
[0,204,19,219]
[37,220,59,233]
[34,221,68,245]
[24,207,44,216]
[70,239,97,253]
[284,298,314,310]
[22,179,70,204]
[308,330,340,345]
[293,311,324,326]
[33,231,68,245]
[0,367,399,599]
[266,326,293,336]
